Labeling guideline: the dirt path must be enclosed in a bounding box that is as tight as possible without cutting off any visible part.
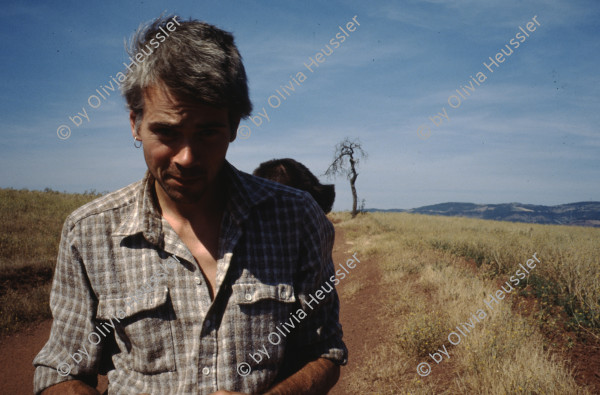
[0,319,53,394]
[329,228,386,395]
[0,227,376,394]
[0,319,108,394]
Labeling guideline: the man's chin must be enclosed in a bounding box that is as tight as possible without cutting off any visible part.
[161,181,208,204]
[170,189,207,204]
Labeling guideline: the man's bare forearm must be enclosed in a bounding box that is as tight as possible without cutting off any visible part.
[265,358,340,395]
[40,380,100,395]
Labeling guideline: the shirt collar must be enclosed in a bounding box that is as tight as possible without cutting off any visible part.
[113,170,164,245]
[222,160,278,225]
[113,161,277,244]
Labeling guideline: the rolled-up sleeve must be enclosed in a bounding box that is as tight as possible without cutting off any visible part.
[287,195,348,368]
[33,217,104,394]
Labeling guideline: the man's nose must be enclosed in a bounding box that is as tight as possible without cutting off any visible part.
[173,144,197,167]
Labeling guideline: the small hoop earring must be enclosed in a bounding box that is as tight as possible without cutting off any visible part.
[134,138,142,149]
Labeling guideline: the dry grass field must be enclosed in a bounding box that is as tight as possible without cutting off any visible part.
[0,188,102,335]
[331,211,599,394]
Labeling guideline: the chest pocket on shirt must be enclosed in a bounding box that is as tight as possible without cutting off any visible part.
[97,286,177,373]
[231,282,296,327]
[230,282,298,378]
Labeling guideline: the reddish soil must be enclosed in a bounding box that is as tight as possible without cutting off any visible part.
[0,319,52,394]
[0,320,108,394]
[329,229,389,395]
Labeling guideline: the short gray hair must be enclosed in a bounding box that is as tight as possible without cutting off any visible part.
[121,15,252,133]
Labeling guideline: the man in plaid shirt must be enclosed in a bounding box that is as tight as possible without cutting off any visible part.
[34,15,347,395]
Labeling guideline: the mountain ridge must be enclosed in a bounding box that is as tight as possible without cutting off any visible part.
[366,201,600,227]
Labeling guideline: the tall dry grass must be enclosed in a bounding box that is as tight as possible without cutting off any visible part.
[0,188,102,335]
[332,211,595,394]
[340,211,600,332]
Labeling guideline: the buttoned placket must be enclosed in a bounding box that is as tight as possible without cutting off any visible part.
[162,229,216,391]
[158,207,244,391]
[196,266,217,390]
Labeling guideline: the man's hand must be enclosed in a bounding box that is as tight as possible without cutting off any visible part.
[40,380,101,395]
[265,358,340,395]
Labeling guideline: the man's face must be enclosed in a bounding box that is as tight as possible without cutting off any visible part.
[131,84,239,204]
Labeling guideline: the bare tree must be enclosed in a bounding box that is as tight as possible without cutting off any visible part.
[324,138,367,218]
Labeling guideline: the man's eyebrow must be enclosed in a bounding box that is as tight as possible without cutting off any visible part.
[148,121,180,129]
[148,121,228,129]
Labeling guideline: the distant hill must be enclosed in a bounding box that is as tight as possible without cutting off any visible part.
[366,202,600,227]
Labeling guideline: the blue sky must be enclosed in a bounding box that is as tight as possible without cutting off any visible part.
[1,0,599,210]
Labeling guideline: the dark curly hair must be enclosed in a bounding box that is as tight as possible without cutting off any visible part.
[253,158,335,214]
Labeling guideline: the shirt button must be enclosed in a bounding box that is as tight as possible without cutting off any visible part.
[205,319,211,327]
[194,276,202,285]
[245,293,252,301]
[202,367,210,375]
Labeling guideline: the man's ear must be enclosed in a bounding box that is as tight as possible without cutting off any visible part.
[229,116,241,142]
[129,111,139,140]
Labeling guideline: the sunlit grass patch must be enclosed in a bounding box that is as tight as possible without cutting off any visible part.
[397,309,449,358]
[339,280,365,299]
